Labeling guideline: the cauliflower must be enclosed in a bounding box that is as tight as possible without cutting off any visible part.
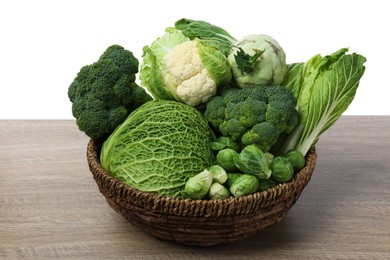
[140,29,231,107]
[162,41,217,106]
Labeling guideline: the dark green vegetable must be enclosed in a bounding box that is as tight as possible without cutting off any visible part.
[68,45,152,139]
[285,150,305,172]
[203,85,298,152]
[234,145,271,179]
[258,179,276,191]
[271,156,294,183]
[216,148,239,172]
[230,174,259,197]
[210,136,241,152]
[225,173,241,188]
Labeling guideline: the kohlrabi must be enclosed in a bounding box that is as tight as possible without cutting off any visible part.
[228,34,287,88]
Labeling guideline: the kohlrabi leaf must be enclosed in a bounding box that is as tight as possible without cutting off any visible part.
[234,47,265,75]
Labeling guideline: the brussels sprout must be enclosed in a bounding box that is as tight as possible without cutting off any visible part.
[285,150,305,172]
[230,174,259,197]
[271,156,294,183]
[208,165,228,184]
[233,144,271,179]
[225,173,242,188]
[208,183,230,200]
[184,169,213,199]
[216,148,239,171]
[258,179,276,191]
[265,152,274,165]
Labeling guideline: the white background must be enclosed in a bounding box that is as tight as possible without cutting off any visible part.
[1,0,388,119]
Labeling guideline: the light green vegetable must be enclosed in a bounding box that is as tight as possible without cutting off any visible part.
[208,165,228,184]
[279,48,366,156]
[208,183,230,200]
[265,152,275,165]
[230,174,259,197]
[285,150,305,172]
[216,148,239,172]
[233,145,271,179]
[228,34,287,88]
[100,100,214,198]
[271,156,294,183]
[184,169,213,199]
[225,173,241,188]
[140,27,231,107]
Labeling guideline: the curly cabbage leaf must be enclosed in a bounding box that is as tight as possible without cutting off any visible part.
[100,100,214,198]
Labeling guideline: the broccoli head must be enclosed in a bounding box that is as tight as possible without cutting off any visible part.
[68,45,152,140]
[203,85,298,151]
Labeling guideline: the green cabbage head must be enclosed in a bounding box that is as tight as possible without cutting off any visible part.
[100,100,214,198]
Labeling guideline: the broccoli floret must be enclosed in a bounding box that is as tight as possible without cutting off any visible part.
[203,96,226,130]
[266,86,298,133]
[203,85,298,151]
[241,122,279,152]
[68,45,152,140]
[219,118,246,140]
[226,99,267,127]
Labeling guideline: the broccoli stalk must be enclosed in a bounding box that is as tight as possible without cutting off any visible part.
[68,45,152,140]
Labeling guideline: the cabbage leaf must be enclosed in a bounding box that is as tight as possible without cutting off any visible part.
[279,48,366,156]
[100,100,214,198]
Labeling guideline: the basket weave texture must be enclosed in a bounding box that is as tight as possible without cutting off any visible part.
[87,139,317,246]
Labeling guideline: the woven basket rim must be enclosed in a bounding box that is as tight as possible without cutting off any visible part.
[87,139,317,218]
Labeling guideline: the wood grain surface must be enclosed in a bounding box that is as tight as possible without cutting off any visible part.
[0,117,389,259]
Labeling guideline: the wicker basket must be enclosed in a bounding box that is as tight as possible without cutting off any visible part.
[87,139,317,246]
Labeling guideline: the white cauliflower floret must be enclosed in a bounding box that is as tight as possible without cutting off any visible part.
[177,69,217,106]
[161,41,217,106]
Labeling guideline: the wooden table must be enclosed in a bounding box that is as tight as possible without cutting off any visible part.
[1,117,389,259]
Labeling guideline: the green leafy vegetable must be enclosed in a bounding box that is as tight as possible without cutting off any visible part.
[174,18,237,56]
[233,145,271,179]
[100,100,214,198]
[279,48,366,156]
